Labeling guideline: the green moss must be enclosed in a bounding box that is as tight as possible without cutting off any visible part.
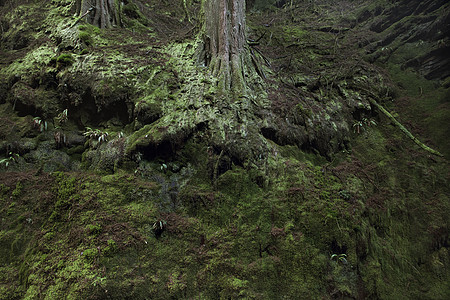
[83,248,98,263]
[56,53,74,67]
[78,49,89,55]
[123,3,140,19]
[78,23,100,35]
[7,201,16,215]
[0,1,448,298]
[296,103,312,119]
[11,181,23,199]
[282,25,307,39]
[388,65,435,97]
[0,43,56,83]
[385,65,450,158]
[47,172,78,223]
[122,2,150,29]
[78,31,92,45]
[0,184,10,195]
[125,123,163,154]
[85,224,102,236]
[103,239,117,257]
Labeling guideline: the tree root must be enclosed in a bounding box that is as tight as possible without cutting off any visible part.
[367,97,443,157]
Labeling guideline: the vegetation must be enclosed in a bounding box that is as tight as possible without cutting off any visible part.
[0,0,448,299]
[56,53,74,67]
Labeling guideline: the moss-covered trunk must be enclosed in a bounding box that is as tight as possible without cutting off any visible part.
[202,0,247,94]
[75,0,121,29]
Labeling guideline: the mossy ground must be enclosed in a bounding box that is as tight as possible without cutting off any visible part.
[1,128,448,299]
[0,0,449,299]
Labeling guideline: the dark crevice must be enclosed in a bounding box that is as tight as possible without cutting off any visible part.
[140,139,176,161]
[330,240,347,255]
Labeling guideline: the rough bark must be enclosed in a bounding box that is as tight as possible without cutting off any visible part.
[75,0,121,29]
[202,0,247,94]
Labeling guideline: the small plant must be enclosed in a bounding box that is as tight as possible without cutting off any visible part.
[331,253,348,264]
[352,117,377,134]
[0,152,20,168]
[152,220,167,238]
[12,181,23,198]
[33,117,48,132]
[54,131,67,148]
[92,276,106,287]
[83,127,109,143]
[338,190,351,200]
[56,109,68,125]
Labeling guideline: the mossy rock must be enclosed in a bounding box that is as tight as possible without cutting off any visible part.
[134,101,162,128]
[10,82,60,117]
[78,31,92,46]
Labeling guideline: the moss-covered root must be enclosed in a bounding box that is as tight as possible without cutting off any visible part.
[368,97,444,157]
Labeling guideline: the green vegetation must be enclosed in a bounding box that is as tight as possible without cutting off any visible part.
[78,31,92,46]
[0,0,448,299]
[83,127,109,144]
[0,153,20,169]
[56,53,74,67]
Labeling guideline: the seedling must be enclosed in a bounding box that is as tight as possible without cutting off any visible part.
[353,117,377,134]
[83,127,108,143]
[56,109,68,125]
[152,220,167,238]
[33,117,48,132]
[0,152,20,168]
[331,253,348,264]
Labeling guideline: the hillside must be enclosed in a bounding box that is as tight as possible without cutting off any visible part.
[0,0,449,299]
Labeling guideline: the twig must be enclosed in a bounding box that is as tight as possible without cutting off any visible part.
[252,46,271,67]
[70,7,94,28]
[250,48,266,79]
[248,31,266,46]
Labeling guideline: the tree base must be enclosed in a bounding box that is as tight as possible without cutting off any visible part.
[75,0,121,29]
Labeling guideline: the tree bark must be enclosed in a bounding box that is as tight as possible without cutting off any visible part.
[202,0,247,94]
[75,0,121,29]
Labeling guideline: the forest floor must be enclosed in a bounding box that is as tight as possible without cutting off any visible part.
[0,0,449,299]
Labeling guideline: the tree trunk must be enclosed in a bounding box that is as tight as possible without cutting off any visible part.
[202,0,247,94]
[75,0,121,29]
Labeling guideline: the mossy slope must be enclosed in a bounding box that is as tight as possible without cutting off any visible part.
[0,0,449,299]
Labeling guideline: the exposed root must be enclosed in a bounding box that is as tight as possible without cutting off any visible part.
[367,97,443,157]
